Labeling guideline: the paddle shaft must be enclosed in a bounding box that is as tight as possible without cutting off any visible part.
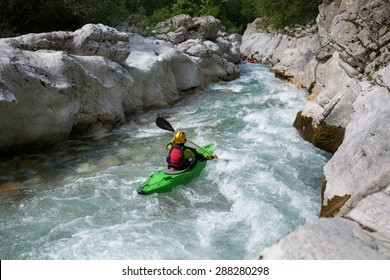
[186,139,215,157]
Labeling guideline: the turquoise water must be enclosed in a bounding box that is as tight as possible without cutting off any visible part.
[0,62,331,259]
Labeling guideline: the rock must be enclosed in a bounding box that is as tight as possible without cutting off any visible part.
[71,23,130,63]
[124,35,203,111]
[322,84,390,215]
[76,163,97,173]
[193,16,222,40]
[293,111,345,153]
[2,24,131,64]
[293,51,362,153]
[167,27,188,44]
[2,31,72,52]
[0,181,23,192]
[152,14,242,65]
[0,44,82,148]
[216,36,242,64]
[101,155,123,166]
[197,54,240,83]
[241,22,318,87]
[315,0,338,61]
[153,21,172,34]
[172,14,196,30]
[177,39,212,58]
[259,217,387,259]
[242,0,390,259]
[375,64,390,89]
[346,185,390,247]
[0,21,240,152]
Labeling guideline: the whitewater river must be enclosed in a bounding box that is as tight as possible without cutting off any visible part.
[0,62,331,259]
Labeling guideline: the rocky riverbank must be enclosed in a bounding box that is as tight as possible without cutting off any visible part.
[0,15,240,153]
[241,0,390,259]
[1,1,389,259]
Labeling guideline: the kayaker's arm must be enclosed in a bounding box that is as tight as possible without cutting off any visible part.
[186,147,216,161]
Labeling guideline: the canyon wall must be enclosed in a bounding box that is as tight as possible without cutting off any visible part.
[241,0,390,259]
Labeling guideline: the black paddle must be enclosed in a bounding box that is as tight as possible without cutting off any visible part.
[156,116,220,159]
[156,116,175,132]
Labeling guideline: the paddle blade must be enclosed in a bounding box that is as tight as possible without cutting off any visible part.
[156,117,175,132]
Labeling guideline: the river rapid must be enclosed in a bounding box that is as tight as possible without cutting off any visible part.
[0,62,331,260]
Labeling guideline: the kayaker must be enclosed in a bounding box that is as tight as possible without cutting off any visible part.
[166,130,217,170]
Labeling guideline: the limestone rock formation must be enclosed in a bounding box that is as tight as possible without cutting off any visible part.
[0,18,241,152]
[241,0,390,259]
[259,217,388,259]
[151,14,242,64]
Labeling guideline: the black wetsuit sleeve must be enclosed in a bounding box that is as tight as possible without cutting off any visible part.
[188,147,209,161]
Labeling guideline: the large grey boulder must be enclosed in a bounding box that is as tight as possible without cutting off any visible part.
[193,15,222,40]
[176,38,239,82]
[1,31,71,51]
[167,27,188,44]
[2,23,131,64]
[71,23,130,63]
[259,217,388,259]
[0,42,132,148]
[172,14,196,30]
[177,39,213,58]
[123,34,204,112]
[216,35,242,64]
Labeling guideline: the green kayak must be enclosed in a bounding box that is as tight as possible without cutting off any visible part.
[137,144,214,194]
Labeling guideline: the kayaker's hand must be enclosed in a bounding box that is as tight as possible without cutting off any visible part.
[212,154,218,159]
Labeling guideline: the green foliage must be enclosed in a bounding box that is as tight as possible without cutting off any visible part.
[149,8,172,25]
[343,18,363,29]
[251,0,323,29]
[169,0,225,17]
[366,72,376,85]
[198,0,225,17]
[0,0,323,37]
[62,0,129,26]
[238,0,258,23]
[170,0,197,16]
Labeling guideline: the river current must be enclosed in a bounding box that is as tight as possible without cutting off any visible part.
[0,62,331,259]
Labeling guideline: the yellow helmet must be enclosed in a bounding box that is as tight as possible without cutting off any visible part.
[173,130,186,144]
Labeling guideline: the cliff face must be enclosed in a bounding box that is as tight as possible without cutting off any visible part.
[241,0,390,259]
[0,16,240,153]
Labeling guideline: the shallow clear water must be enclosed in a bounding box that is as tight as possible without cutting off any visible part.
[0,62,331,260]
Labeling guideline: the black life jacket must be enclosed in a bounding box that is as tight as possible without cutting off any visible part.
[167,143,190,170]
